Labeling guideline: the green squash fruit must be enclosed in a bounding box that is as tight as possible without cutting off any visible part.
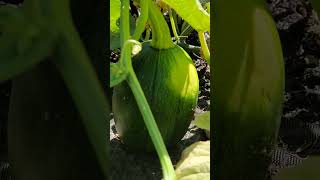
[213,0,285,179]
[112,43,199,151]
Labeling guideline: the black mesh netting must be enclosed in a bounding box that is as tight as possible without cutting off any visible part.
[1,0,320,179]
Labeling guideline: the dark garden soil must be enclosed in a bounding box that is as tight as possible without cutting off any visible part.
[267,0,320,177]
[1,0,320,179]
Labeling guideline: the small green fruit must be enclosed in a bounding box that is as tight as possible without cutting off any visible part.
[112,43,199,151]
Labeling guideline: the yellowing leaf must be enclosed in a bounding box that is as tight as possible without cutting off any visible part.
[162,0,210,32]
[175,141,210,180]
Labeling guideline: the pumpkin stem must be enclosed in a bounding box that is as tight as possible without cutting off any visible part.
[148,0,174,49]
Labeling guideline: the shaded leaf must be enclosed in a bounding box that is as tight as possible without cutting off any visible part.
[180,21,194,37]
[0,23,56,82]
[0,5,23,32]
[110,0,136,50]
[110,63,128,87]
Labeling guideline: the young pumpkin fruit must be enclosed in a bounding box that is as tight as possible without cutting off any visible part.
[112,42,199,151]
[213,0,285,179]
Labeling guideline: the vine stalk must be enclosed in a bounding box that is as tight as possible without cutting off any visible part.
[119,0,176,179]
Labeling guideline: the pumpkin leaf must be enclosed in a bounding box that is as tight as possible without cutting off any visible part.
[180,21,194,37]
[110,0,121,50]
[193,111,210,131]
[110,63,128,87]
[162,0,209,32]
[0,23,56,82]
[205,3,210,14]
[175,141,210,180]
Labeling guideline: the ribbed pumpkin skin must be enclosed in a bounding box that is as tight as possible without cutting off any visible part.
[112,43,199,151]
[213,1,285,179]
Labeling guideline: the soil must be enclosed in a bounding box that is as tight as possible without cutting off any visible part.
[266,0,320,176]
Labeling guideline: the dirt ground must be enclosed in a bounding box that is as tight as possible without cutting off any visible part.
[267,0,320,177]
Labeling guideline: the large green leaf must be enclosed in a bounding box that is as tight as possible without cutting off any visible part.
[0,22,56,82]
[110,0,136,50]
[162,0,209,32]
[175,141,210,180]
[110,63,128,87]
[110,0,121,49]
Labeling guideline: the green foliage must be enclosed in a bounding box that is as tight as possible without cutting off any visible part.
[193,112,210,131]
[0,23,56,82]
[162,0,210,32]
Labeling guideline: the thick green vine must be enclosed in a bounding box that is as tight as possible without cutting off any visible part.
[148,0,174,49]
[133,0,149,40]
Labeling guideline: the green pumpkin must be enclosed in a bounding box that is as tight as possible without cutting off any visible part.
[112,43,199,151]
[213,0,285,179]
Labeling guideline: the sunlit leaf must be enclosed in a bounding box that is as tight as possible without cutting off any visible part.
[110,0,121,50]
[273,156,320,180]
[180,21,194,37]
[110,0,137,49]
[0,23,56,82]
[162,0,209,32]
[175,141,210,180]
[193,111,210,131]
